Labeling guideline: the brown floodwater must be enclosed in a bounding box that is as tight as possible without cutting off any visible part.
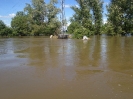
[0,36,133,99]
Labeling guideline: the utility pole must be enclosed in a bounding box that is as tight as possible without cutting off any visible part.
[61,0,65,35]
[58,0,68,39]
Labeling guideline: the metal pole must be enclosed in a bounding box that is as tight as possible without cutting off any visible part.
[61,0,65,36]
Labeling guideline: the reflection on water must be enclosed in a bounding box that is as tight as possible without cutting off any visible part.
[0,36,133,99]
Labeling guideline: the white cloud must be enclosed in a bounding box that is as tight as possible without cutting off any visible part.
[103,18,107,24]
[9,13,16,18]
[67,22,71,26]
[0,13,16,26]
[0,19,11,26]
[75,4,79,8]
[0,13,16,18]
[0,15,5,18]
[103,1,110,6]
[6,23,11,27]
[64,4,71,8]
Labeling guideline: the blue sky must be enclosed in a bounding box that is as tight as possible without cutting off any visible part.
[0,0,110,26]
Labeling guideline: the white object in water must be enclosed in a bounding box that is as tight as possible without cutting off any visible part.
[83,36,89,40]
[50,35,53,38]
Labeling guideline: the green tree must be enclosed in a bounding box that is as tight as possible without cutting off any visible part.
[88,0,103,35]
[24,0,47,36]
[68,0,103,39]
[68,0,93,38]
[0,27,12,37]
[24,0,60,36]
[0,20,12,36]
[11,11,30,36]
[0,20,6,31]
[45,0,61,35]
[106,0,133,35]
[68,22,82,38]
[25,0,46,25]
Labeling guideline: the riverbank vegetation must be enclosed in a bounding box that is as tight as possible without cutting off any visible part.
[0,0,60,37]
[0,0,133,38]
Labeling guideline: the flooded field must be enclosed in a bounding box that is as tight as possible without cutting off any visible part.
[0,36,133,99]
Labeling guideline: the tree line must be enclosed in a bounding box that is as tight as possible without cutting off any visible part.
[0,0,133,38]
[68,0,133,38]
[0,0,60,37]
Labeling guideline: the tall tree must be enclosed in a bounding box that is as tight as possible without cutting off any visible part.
[11,11,30,36]
[24,0,46,36]
[68,0,103,38]
[45,0,61,35]
[106,0,133,35]
[24,0,46,25]
[88,0,103,35]
[68,0,93,38]
[24,0,60,36]
[46,0,60,23]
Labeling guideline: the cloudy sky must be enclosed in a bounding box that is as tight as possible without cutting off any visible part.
[0,0,109,26]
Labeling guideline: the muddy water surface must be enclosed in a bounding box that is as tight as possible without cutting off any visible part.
[0,36,133,99]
